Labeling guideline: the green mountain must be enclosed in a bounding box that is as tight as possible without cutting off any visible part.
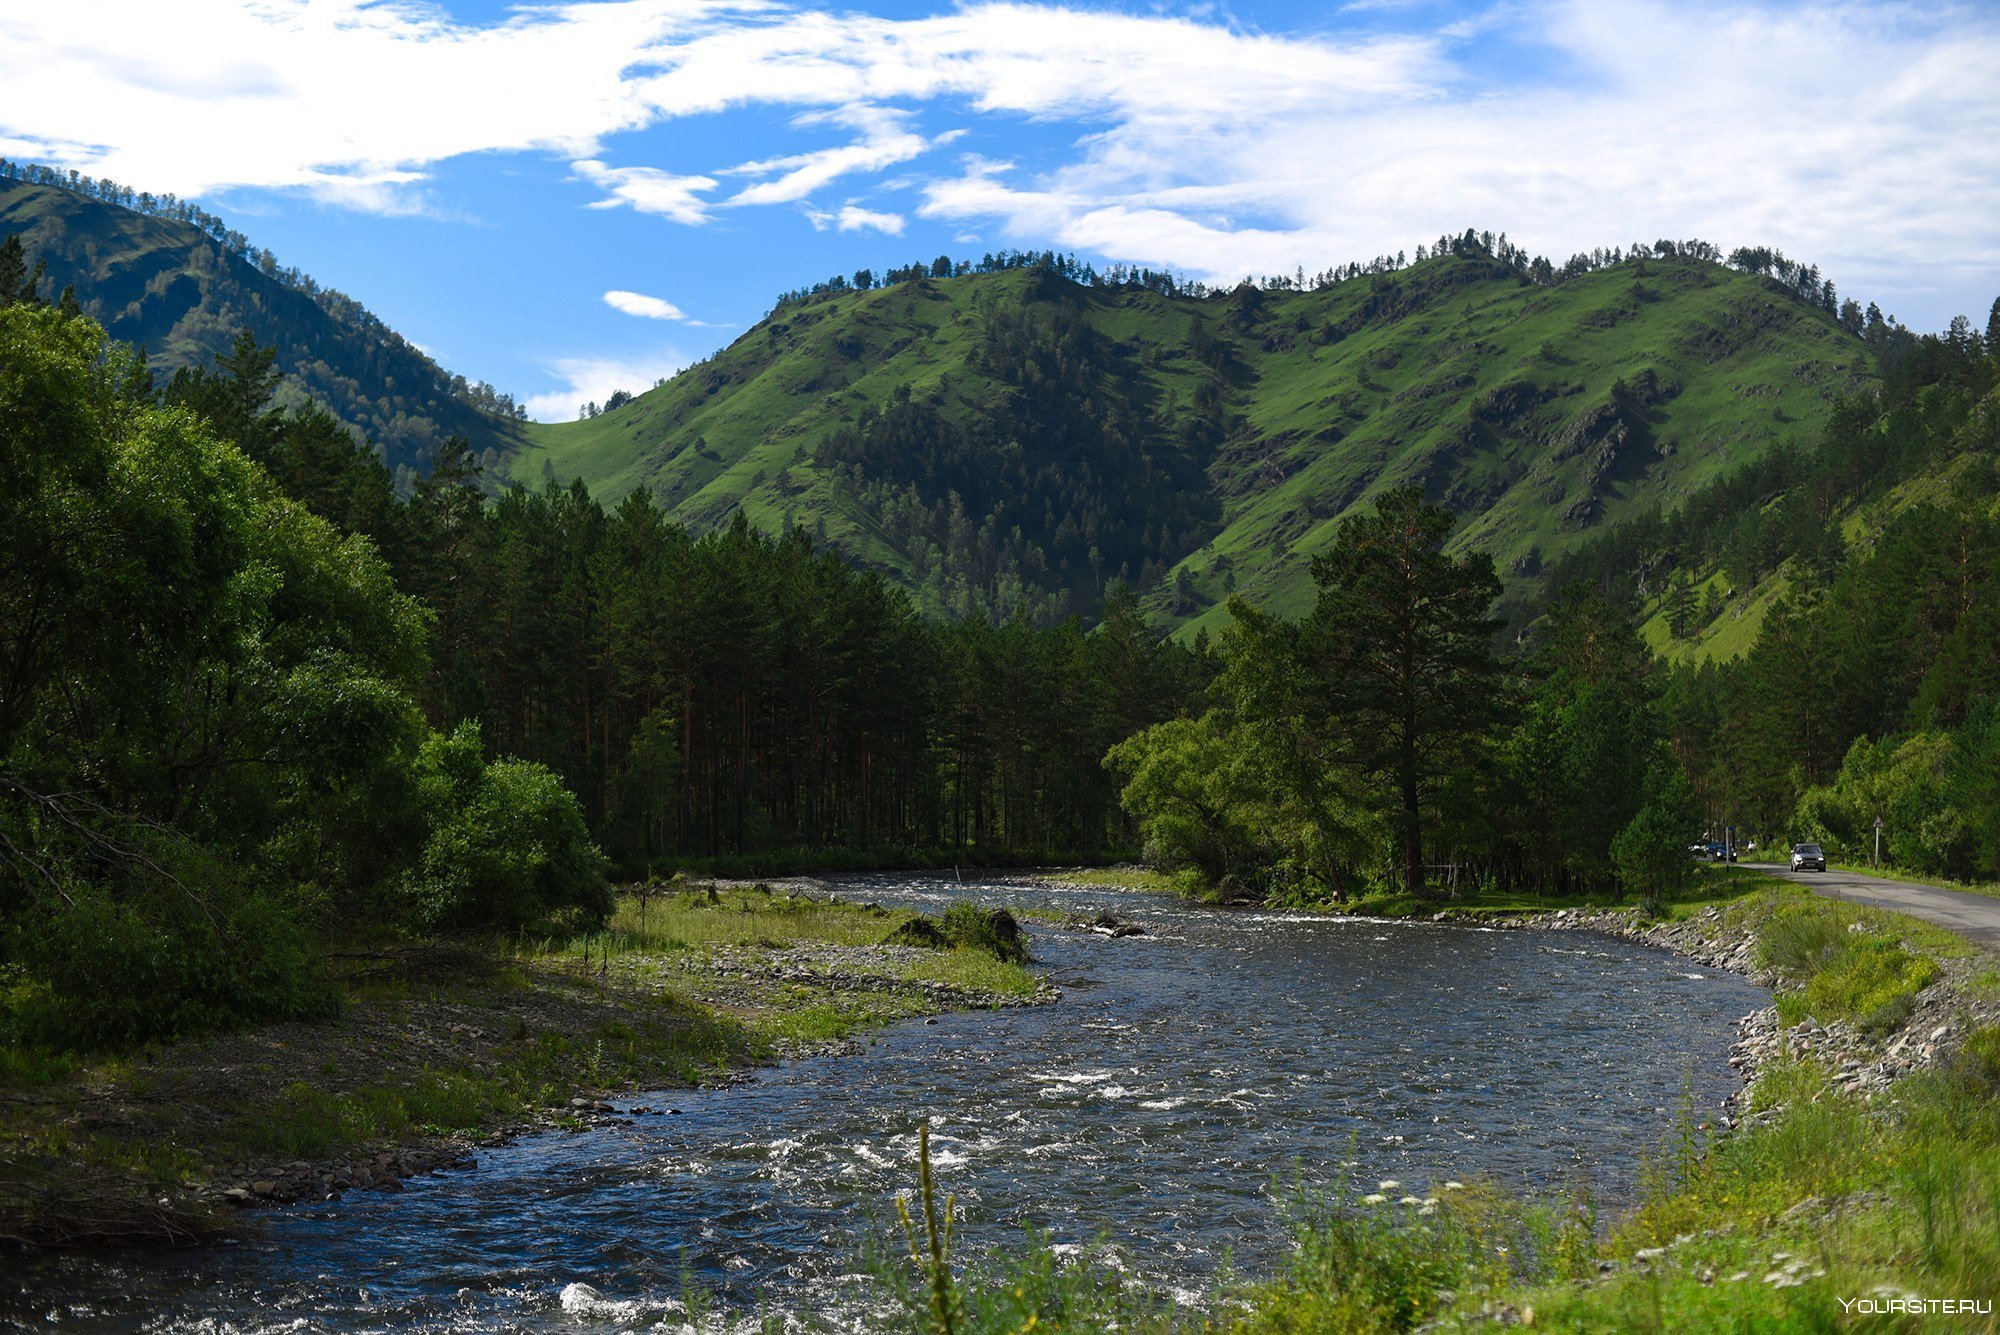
[0,175,521,476]
[1549,326,2000,667]
[507,248,1873,633]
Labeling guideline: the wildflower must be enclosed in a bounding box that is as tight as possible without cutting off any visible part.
[1362,1193,1387,1205]
[1442,1180,1465,1191]
[1377,1179,1401,1190]
[1399,1196,1423,1206]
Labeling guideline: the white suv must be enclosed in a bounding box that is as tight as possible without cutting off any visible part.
[1790,843,1827,872]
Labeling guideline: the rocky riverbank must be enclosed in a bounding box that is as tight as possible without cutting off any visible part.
[0,886,1053,1247]
[1494,901,1999,1128]
[1028,866,1998,1125]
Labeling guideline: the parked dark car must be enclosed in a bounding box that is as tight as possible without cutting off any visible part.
[1790,843,1827,872]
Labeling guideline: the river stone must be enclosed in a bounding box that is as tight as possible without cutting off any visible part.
[882,918,950,949]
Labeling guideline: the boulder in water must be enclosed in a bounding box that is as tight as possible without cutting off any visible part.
[1090,913,1146,938]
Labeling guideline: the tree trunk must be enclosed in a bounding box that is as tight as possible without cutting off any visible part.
[1400,731,1425,898]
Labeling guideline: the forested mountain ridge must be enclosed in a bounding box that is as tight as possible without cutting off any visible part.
[0,173,523,478]
[509,244,1874,630]
[1526,313,2000,869]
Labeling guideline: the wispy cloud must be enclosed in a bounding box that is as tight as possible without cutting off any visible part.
[603,287,728,326]
[574,158,717,224]
[720,106,932,206]
[807,203,907,234]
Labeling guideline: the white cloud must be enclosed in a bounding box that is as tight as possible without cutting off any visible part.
[0,0,747,206]
[574,159,716,224]
[604,289,690,320]
[807,204,907,234]
[909,0,2000,320]
[721,106,932,206]
[1,1,1995,324]
[525,350,692,423]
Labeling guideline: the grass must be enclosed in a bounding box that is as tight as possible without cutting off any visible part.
[607,883,908,950]
[1638,567,1793,667]
[505,256,1868,636]
[561,886,1040,997]
[1033,865,1202,895]
[1756,900,1940,1033]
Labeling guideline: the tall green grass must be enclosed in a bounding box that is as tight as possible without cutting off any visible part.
[1756,899,1941,1035]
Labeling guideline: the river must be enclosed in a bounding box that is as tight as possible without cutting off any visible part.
[10,873,1767,1332]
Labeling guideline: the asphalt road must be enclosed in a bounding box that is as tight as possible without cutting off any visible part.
[1745,861,2000,950]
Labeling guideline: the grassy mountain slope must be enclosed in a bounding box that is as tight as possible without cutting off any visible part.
[1640,430,2000,665]
[0,178,520,475]
[511,252,1872,632]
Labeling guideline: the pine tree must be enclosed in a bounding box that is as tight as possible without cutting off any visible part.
[1298,487,1505,897]
[0,233,44,307]
[1664,576,1696,639]
[215,326,282,431]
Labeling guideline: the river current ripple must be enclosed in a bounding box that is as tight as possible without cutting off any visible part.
[11,874,1767,1332]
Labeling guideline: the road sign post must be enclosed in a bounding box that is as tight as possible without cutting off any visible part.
[1874,815,1884,869]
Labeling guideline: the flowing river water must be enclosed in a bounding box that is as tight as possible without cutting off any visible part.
[11,874,1767,1332]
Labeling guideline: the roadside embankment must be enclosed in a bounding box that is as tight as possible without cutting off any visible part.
[0,882,1049,1250]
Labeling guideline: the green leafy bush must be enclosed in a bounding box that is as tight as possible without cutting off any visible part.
[1758,902,1851,980]
[1797,938,1938,1036]
[404,722,612,931]
[1956,1024,2000,1090]
[5,882,336,1050]
[1759,902,1938,1035]
[939,904,1027,964]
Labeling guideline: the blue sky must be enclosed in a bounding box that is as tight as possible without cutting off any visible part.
[2,0,1997,420]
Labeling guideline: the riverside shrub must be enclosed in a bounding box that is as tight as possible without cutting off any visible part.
[7,882,335,1049]
[1795,937,1938,1036]
[405,723,612,931]
[939,904,1027,964]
